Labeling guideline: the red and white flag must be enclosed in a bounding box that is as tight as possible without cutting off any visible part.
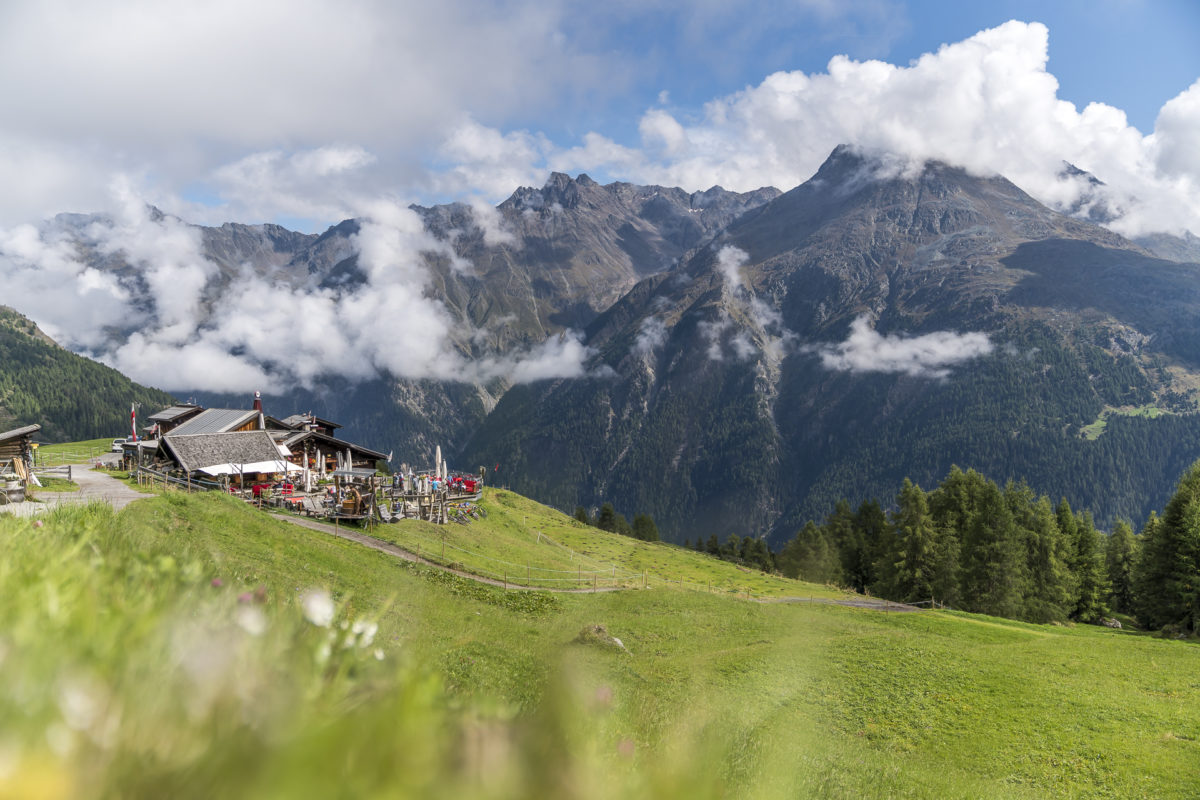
[130,403,138,442]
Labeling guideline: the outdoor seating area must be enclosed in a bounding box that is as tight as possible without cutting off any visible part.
[128,397,483,527]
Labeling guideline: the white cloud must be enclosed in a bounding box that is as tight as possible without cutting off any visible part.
[0,0,615,227]
[207,146,376,225]
[550,21,1200,237]
[715,244,747,290]
[813,315,993,379]
[466,198,516,248]
[1,185,597,393]
[632,316,667,355]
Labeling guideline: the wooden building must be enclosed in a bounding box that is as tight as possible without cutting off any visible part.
[145,404,204,437]
[160,430,298,485]
[0,424,40,489]
[168,408,264,436]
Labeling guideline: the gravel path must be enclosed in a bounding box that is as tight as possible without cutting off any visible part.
[1,464,147,518]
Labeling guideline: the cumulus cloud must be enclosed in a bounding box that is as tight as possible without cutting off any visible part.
[0,0,620,227]
[1,186,597,392]
[813,315,993,379]
[207,146,377,225]
[548,21,1200,237]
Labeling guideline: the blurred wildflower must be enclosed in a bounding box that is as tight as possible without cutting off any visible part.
[236,605,267,637]
[301,589,334,627]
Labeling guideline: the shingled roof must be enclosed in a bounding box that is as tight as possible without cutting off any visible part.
[161,431,284,473]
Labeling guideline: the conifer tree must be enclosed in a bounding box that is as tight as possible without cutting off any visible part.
[890,479,938,603]
[850,499,888,592]
[721,533,741,561]
[958,477,1024,618]
[1070,509,1110,623]
[823,499,858,588]
[632,513,659,542]
[777,522,839,584]
[1105,519,1138,614]
[1018,495,1074,622]
[596,503,617,532]
[1134,461,1200,632]
[705,534,720,556]
[573,506,591,526]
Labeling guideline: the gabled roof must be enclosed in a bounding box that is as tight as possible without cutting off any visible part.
[0,424,41,442]
[168,409,261,436]
[281,428,387,461]
[161,431,285,473]
[147,404,204,422]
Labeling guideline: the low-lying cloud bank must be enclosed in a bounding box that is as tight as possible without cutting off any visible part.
[0,192,593,393]
[812,316,994,379]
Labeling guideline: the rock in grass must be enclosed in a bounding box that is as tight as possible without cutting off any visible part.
[573,624,628,653]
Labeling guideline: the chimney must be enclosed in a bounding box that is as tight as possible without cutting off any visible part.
[253,390,263,412]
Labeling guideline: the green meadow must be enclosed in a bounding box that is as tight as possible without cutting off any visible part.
[1,486,1198,798]
[1080,405,1167,440]
[365,487,850,599]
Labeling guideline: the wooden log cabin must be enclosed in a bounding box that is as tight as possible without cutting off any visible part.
[0,424,40,489]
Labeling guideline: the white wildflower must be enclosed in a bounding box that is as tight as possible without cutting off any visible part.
[235,605,267,636]
[373,648,385,661]
[301,589,335,627]
[352,619,378,648]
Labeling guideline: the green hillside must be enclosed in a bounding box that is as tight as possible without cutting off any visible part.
[2,485,1198,798]
[0,306,176,441]
[366,487,849,598]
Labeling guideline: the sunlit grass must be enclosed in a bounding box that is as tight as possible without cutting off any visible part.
[367,488,848,599]
[33,437,116,465]
[2,492,1199,798]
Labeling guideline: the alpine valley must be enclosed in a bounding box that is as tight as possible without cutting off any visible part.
[9,145,1200,545]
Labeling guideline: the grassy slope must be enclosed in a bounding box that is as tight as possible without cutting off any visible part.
[2,490,1198,798]
[361,488,850,598]
[34,438,117,464]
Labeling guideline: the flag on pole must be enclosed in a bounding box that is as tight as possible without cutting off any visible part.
[130,403,138,442]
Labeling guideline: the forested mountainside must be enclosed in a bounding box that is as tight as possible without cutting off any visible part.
[462,147,1200,544]
[0,306,175,441]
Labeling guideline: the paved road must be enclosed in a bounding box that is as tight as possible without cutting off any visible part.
[1,465,146,518]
